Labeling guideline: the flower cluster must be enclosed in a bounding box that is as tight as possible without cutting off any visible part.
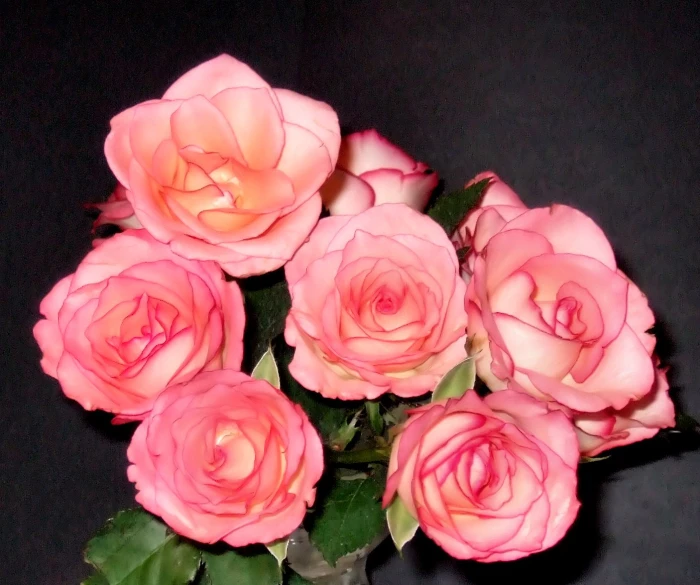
[34,55,675,565]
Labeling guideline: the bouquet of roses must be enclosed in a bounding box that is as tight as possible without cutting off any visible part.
[33,54,694,585]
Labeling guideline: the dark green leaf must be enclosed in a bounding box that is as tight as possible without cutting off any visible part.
[84,509,201,585]
[277,342,355,441]
[328,412,361,451]
[201,548,282,585]
[307,476,385,565]
[239,271,291,369]
[426,178,491,235]
[82,573,110,585]
[365,401,384,435]
[284,571,313,585]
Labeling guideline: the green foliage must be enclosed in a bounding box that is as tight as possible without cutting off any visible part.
[265,538,289,566]
[83,509,200,585]
[284,571,313,585]
[277,342,355,442]
[82,574,110,585]
[431,358,475,402]
[426,178,491,235]
[200,548,282,585]
[251,347,281,389]
[307,475,386,566]
[365,401,384,435]
[386,497,419,553]
[239,270,291,370]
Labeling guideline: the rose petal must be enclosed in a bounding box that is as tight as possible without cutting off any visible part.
[163,54,272,100]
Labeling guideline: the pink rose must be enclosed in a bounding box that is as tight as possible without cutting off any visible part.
[383,390,580,562]
[284,204,468,400]
[86,184,140,232]
[33,230,244,420]
[127,369,324,546]
[320,129,438,215]
[453,171,528,276]
[463,175,657,415]
[104,54,341,277]
[574,362,675,456]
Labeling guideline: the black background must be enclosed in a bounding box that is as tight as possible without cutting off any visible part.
[2,1,699,583]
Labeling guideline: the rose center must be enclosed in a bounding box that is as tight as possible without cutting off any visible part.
[213,425,257,481]
[374,287,400,315]
[555,296,577,328]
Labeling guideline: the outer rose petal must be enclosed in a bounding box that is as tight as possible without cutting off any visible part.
[86,184,140,232]
[338,129,418,175]
[576,363,675,456]
[275,88,341,168]
[361,168,438,211]
[319,170,375,216]
[285,215,351,288]
[620,269,656,354]
[163,54,272,100]
[500,205,616,270]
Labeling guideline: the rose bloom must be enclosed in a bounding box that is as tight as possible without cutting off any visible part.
[320,129,438,215]
[383,390,580,562]
[460,172,658,416]
[33,230,244,420]
[127,369,324,546]
[104,54,340,277]
[574,361,675,456]
[284,203,468,400]
[86,183,140,232]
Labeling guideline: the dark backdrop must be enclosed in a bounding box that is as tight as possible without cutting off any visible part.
[2,1,699,583]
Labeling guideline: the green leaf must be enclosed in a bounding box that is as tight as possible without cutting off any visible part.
[201,548,282,585]
[83,509,201,585]
[265,537,289,566]
[307,476,386,566]
[386,497,419,553]
[431,358,475,403]
[365,401,384,435]
[252,347,281,389]
[426,178,492,235]
[277,343,355,441]
[82,573,110,585]
[284,571,313,585]
[329,411,361,451]
[240,271,292,368]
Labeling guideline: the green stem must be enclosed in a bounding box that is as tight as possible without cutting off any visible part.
[328,446,391,465]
